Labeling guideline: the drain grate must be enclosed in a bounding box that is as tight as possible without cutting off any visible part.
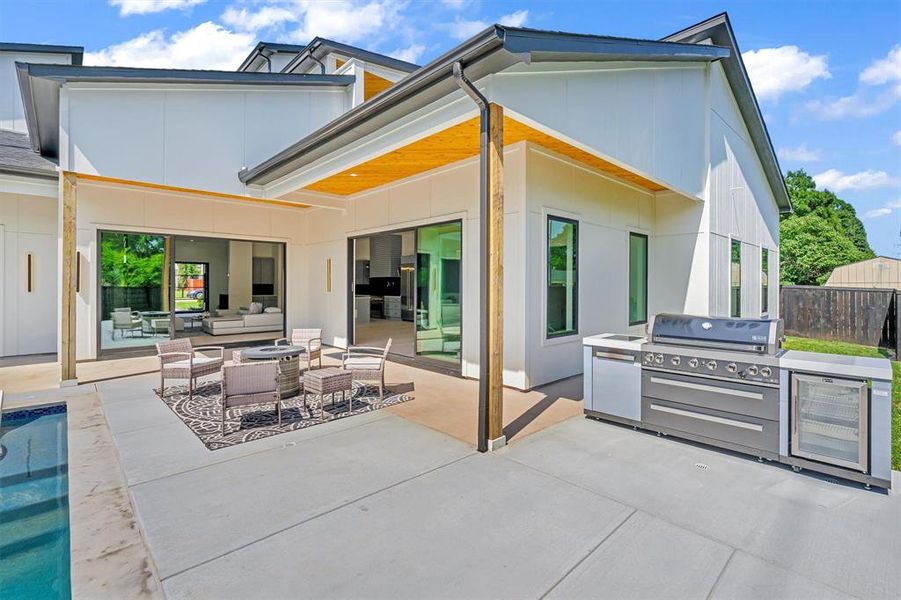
[695,462,709,471]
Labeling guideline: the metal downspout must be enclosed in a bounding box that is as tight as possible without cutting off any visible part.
[452,61,491,453]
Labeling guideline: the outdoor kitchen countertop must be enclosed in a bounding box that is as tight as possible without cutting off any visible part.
[780,350,893,381]
[583,333,647,352]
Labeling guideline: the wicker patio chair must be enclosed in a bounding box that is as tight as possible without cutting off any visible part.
[156,338,224,400]
[111,311,142,339]
[341,338,392,400]
[220,361,281,434]
[275,328,322,370]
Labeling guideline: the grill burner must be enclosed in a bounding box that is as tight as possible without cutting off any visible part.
[642,314,784,386]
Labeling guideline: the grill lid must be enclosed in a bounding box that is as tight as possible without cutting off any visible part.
[648,313,783,354]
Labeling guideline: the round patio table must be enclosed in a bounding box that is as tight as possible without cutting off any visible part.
[240,345,303,399]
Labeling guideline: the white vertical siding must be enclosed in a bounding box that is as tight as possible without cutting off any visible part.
[707,63,780,318]
[0,50,73,133]
[63,85,348,195]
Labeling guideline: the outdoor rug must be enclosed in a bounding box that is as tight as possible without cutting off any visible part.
[154,381,412,450]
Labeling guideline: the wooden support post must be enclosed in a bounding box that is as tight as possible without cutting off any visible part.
[60,173,77,385]
[481,102,505,450]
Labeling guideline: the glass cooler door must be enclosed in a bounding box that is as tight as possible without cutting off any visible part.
[791,373,868,472]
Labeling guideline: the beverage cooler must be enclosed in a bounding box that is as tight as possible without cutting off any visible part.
[791,374,868,472]
[781,350,893,490]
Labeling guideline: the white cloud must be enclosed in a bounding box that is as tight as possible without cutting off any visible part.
[221,6,295,32]
[447,9,529,40]
[806,86,901,119]
[284,0,403,45]
[860,45,901,85]
[441,0,466,8]
[742,46,830,101]
[864,200,901,219]
[85,22,255,70]
[110,0,206,16]
[893,130,901,146]
[865,207,893,219]
[813,168,900,192]
[778,143,822,163]
[807,45,901,119]
[390,43,425,64]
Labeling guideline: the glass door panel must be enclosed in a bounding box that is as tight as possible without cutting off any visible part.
[416,221,462,364]
[99,231,168,352]
[791,374,868,471]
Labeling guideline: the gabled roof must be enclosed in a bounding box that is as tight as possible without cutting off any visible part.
[237,41,308,72]
[0,129,57,179]
[0,42,83,65]
[663,13,791,212]
[16,63,354,158]
[241,24,730,185]
[280,37,420,75]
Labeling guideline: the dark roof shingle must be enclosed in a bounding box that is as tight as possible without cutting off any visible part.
[0,129,57,178]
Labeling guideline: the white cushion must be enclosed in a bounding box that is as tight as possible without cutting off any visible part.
[243,313,282,326]
[263,307,282,314]
[163,355,221,370]
[249,302,263,314]
[344,357,382,370]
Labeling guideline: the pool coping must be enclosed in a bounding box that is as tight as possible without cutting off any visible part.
[65,389,164,599]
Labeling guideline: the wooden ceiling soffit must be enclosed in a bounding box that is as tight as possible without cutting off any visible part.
[303,115,667,196]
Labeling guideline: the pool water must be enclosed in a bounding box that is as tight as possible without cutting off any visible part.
[0,404,71,600]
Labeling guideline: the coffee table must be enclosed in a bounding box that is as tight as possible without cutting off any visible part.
[303,367,354,417]
[240,345,303,399]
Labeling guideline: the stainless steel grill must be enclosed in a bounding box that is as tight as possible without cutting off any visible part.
[639,313,785,461]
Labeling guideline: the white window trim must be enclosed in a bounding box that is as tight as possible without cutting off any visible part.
[626,226,651,329]
[541,207,581,347]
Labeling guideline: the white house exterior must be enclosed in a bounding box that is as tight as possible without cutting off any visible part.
[0,14,789,398]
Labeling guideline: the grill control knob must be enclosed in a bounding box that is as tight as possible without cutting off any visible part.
[688,358,699,368]
[759,367,771,377]
[726,363,738,373]
[644,353,654,364]
[671,356,681,366]
[747,365,759,376]
[654,354,664,364]
[706,360,718,370]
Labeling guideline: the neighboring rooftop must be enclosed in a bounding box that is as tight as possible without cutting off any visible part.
[237,41,309,73]
[0,129,57,178]
[280,37,420,75]
[0,41,84,65]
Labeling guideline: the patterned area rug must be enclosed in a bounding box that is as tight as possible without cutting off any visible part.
[155,380,412,450]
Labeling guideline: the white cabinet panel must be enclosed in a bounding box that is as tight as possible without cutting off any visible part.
[15,232,57,355]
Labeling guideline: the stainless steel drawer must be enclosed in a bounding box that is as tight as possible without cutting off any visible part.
[641,370,778,421]
[642,396,779,454]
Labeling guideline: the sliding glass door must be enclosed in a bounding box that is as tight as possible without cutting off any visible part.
[416,221,462,364]
[98,231,169,352]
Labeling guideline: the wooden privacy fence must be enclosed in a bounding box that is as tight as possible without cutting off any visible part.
[780,286,898,355]
[100,286,162,320]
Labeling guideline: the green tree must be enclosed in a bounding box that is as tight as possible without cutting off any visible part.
[780,215,867,285]
[780,170,874,285]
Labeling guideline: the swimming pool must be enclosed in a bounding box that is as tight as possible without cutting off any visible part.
[0,404,71,599]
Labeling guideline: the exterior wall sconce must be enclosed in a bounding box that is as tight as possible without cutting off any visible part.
[326,258,332,292]
[26,253,34,292]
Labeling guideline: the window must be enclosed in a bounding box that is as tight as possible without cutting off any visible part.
[547,216,578,337]
[761,248,769,316]
[730,240,741,318]
[629,232,648,325]
[174,262,209,312]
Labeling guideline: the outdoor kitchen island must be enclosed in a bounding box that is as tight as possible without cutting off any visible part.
[584,314,893,490]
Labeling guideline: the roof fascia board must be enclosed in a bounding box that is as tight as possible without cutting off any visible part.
[20,63,354,86]
[501,28,730,62]
[0,42,84,65]
[0,171,59,197]
[237,41,307,72]
[663,13,791,212]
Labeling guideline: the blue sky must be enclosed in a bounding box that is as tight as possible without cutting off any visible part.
[2,0,899,255]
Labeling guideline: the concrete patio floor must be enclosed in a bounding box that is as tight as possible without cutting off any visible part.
[88,372,901,599]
